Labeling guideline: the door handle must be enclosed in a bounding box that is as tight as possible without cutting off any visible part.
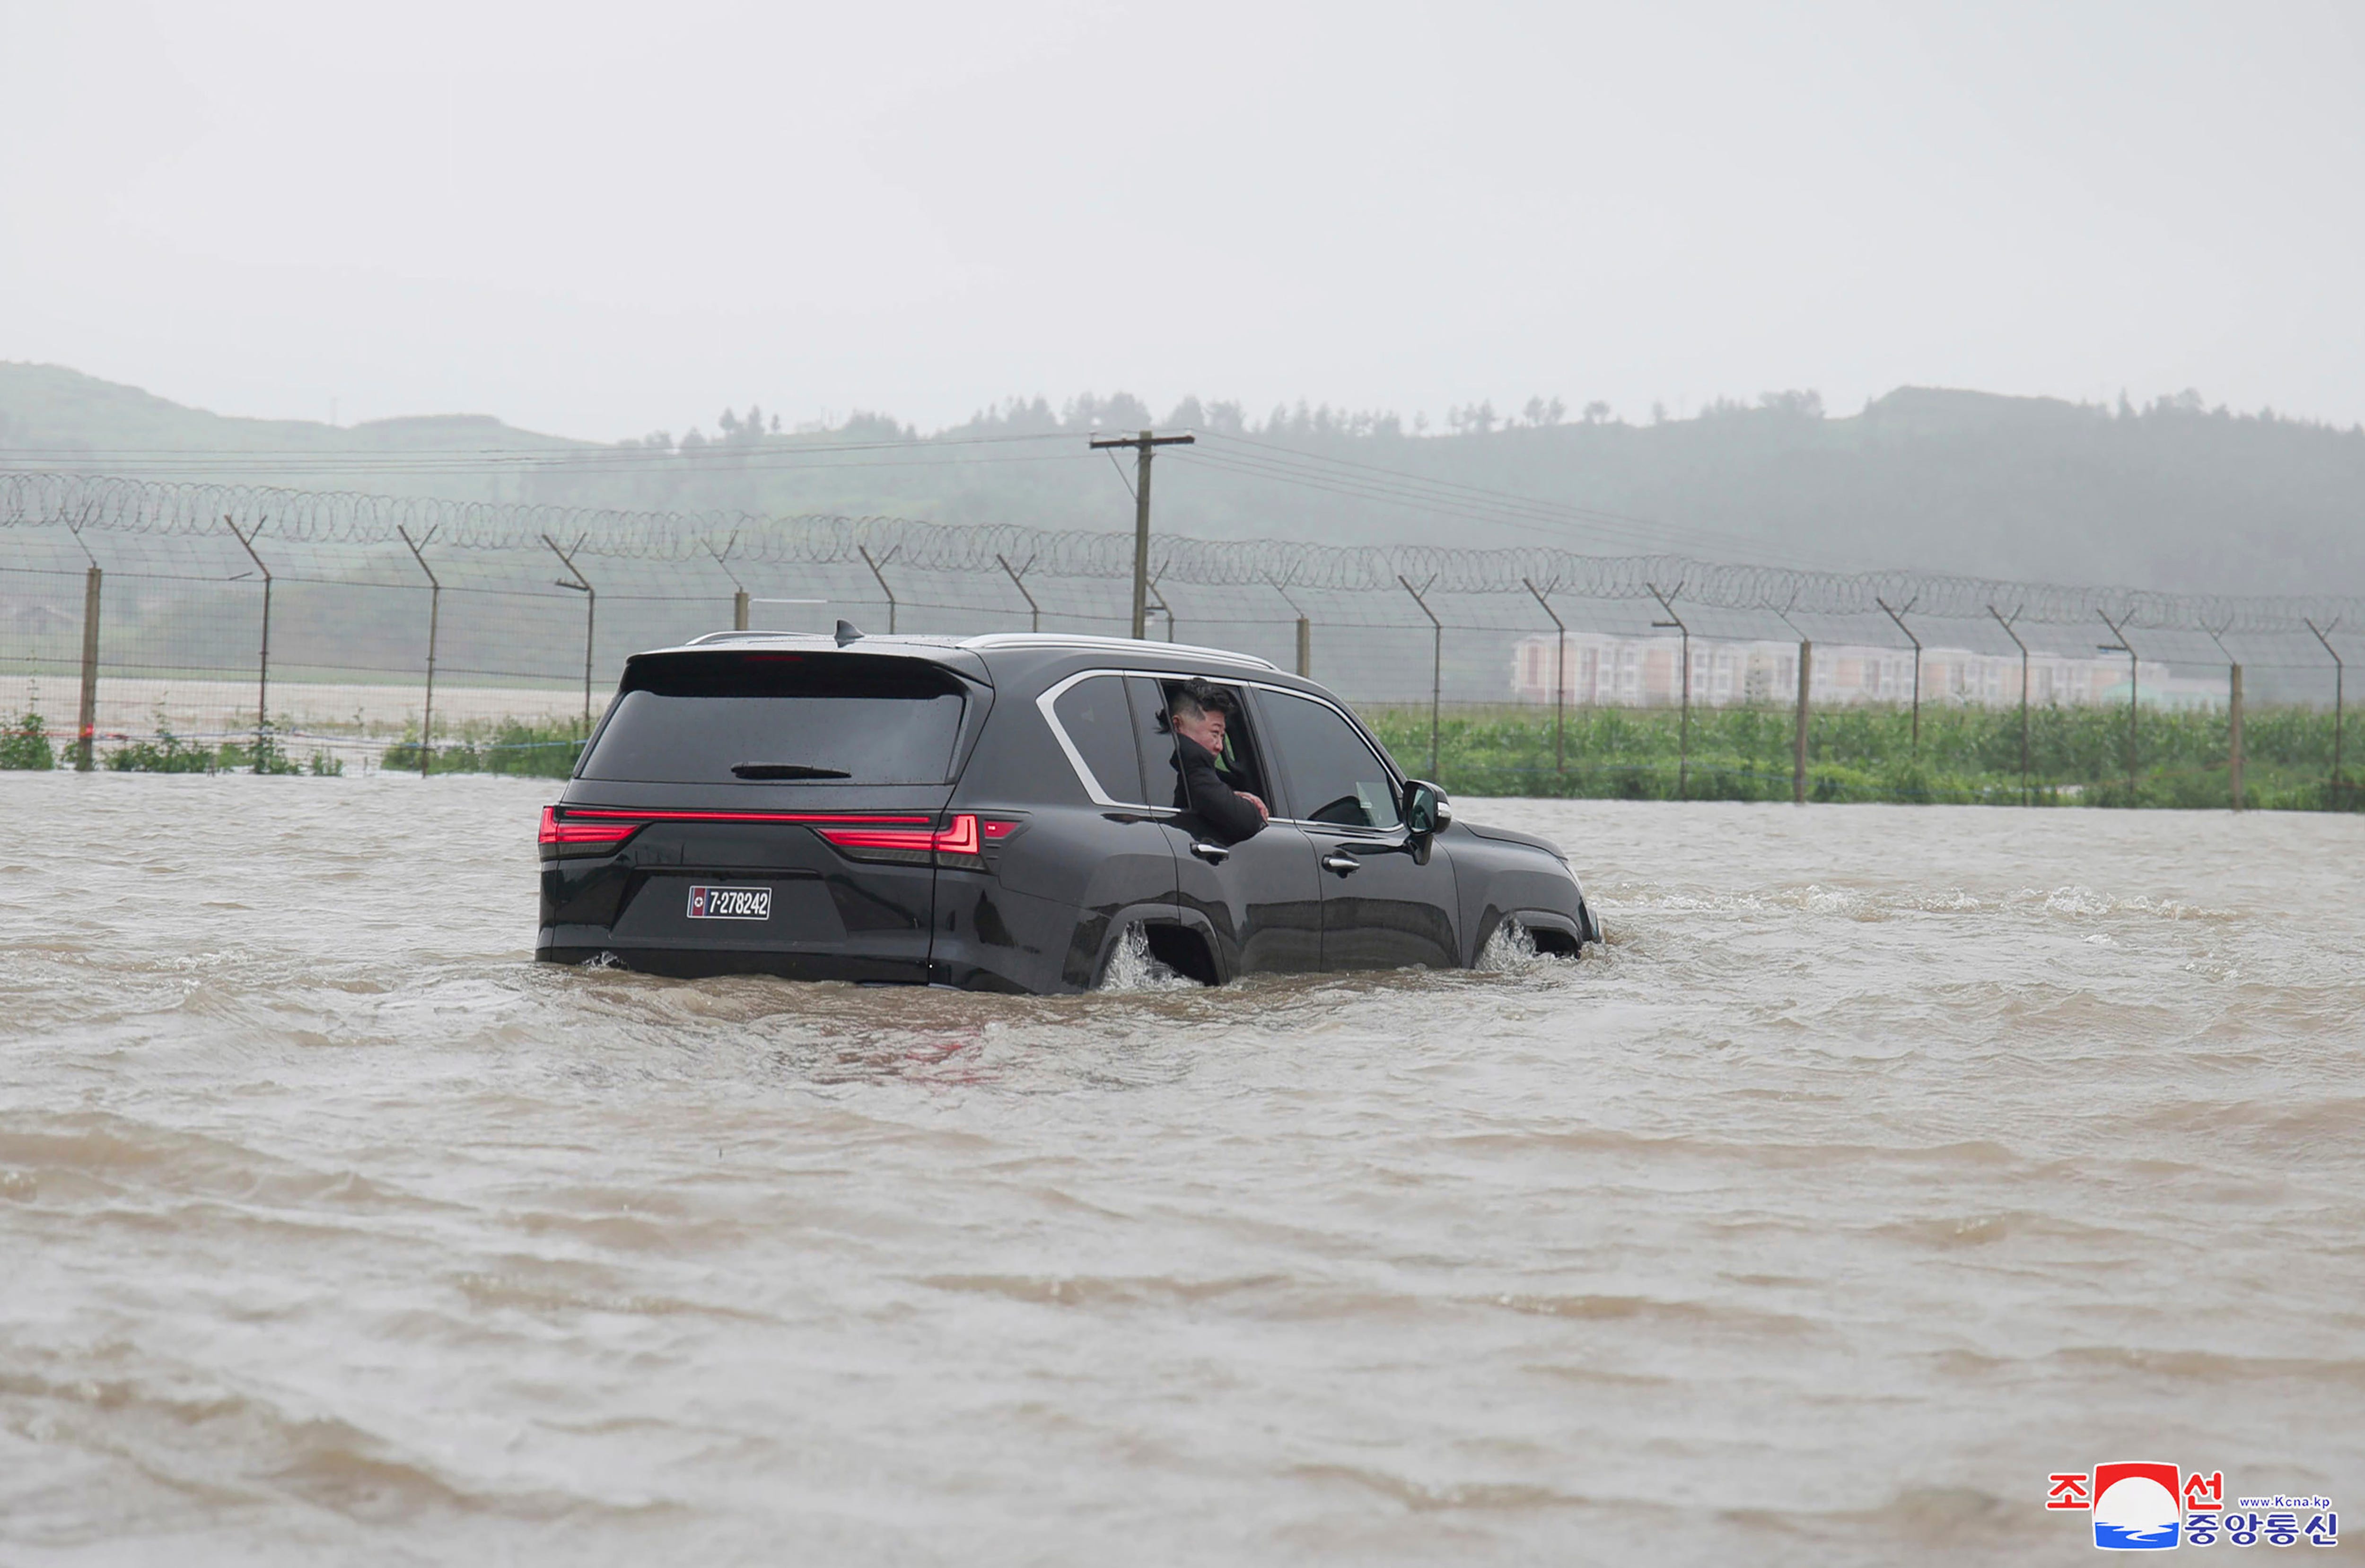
[1190,841,1231,864]
[1320,852,1361,875]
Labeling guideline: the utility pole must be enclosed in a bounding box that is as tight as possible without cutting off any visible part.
[1089,429,1195,639]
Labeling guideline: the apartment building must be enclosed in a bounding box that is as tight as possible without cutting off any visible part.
[1510,633,2186,709]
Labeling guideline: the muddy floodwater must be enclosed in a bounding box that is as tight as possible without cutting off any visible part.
[2,774,2360,1565]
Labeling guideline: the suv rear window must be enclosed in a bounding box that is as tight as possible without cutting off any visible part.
[579,652,968,785]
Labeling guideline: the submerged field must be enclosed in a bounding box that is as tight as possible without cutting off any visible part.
[1,775,2358,1564]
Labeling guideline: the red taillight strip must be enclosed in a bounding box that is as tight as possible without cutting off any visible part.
[815,813,981,855]
[560,808,935,826]
[540,806,1012,862]
[540,805,641,846]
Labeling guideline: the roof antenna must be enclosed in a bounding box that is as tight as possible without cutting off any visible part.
[834,618,865,647]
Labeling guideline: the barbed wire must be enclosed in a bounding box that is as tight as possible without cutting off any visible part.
[2,470,2357,634]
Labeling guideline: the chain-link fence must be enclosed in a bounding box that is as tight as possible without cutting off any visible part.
[2,472,2357,806]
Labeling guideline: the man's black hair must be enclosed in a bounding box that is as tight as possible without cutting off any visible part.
[1170,678,1236,721]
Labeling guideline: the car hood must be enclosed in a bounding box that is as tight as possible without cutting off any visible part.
[1458,820,1569,863]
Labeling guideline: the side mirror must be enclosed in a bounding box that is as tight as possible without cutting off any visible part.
[1402,779,1451,838]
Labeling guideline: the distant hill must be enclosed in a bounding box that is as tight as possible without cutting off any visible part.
[4,363,2361,597]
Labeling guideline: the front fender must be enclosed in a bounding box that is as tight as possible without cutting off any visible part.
[1444,823,1594,963]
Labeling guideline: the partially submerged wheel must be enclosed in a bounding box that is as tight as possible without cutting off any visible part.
[1482,916,1584,970]
[1097,922,1216,990]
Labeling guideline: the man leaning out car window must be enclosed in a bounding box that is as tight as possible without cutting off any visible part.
[1165,679,1268,842]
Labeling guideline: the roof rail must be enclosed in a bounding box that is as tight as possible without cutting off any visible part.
[683,629,835,645]
[961,632,1279,671]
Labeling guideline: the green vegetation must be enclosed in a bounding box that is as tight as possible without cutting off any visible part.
[104,718,216,773]
[1365,703,2362,810]
[101,714,344,775]
[382,716,587,778]
[0,709,54,770]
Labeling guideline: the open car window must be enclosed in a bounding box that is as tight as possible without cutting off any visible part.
[1155,679,1270,803]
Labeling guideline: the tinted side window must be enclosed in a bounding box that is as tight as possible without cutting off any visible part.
[1126,676,1178,806]
[1050,675,1147,804]
[1261,691,1401,828]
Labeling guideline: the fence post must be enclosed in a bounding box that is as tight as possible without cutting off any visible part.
[1989,605,2030,805]
[226,515,273,764]
[2228,663,2244,810]
[1268,577,1310,678]
[1399,575,1442,780]
[858,544,899,635]
[702,536,749,631]
[2304,618,2344,807]
[1647,582,1690,801]
[1877,596,1923,755]
[398,526,441,776]
[1523,578,1567,774]
[544,534,596,727]
[998,553,1042,633]
[2202,623,2242,812]
[1793,639,1811,805]
[75,563,101,771]
[1146,572,1175,643]
[2097,610,2139,801]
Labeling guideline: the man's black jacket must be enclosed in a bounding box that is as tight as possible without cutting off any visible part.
[1172,734,1265,843]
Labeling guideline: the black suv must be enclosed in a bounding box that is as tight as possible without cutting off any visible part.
[536,630,1598,993]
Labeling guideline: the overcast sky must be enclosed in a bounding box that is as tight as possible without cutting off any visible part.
[3,0,2360,441]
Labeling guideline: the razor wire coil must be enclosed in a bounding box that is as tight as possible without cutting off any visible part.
[2,470,2360,634]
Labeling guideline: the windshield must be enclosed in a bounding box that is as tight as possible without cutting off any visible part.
[578,652,968,785]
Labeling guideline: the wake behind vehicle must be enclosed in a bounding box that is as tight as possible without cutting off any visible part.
[536,628,1598,992]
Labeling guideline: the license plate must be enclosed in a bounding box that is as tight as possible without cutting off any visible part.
[686,884,771,920]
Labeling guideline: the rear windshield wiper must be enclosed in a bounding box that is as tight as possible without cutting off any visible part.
[731,762,853,780]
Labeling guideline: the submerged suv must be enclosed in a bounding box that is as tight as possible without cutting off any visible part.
[536,629,1598,993]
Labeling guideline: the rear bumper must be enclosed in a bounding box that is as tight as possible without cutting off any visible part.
[536,933,934,984]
